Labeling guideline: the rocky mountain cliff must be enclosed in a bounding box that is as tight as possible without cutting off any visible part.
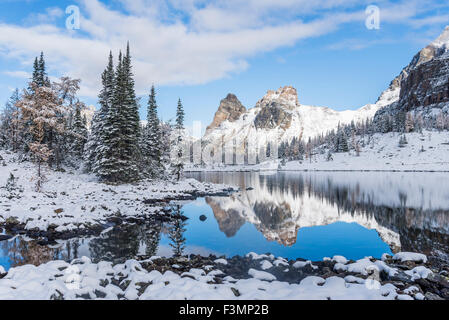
[380,26,449,103]
[374,27,449,124]
[399,52,449,112]
[206,94,246,134]
[201,26,449,162]
[202,86,389,161]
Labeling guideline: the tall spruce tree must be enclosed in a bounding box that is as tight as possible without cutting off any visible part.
[70,104,88,160]
[96,44,141,183]
[169,205,187,257]
[85,51,115,173]
[334,124,349,153]
[172,98,185,180]
[121,43,141,180]
[30,58,40,91]
[96,51,125,182]
[35,52,50,88]
[143,85,162,177]
[0,89,21,151]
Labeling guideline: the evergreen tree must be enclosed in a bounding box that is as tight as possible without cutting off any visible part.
[399,135,408,148]
[30,58,40,91]
[172,98,185,180]
[70,104,88,160]
[96,45,141,183]
[84,52,115,173]
[176,98,185,131]
[0,89,21,151]
[23,53,51,149]
[169,205,187,257]
[96,51,125,182]
[31,52,51,88]
[143,85,162,177]
[39,52,50,87]
[334,126,349,153]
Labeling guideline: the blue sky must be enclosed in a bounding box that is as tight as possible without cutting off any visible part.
[0,0,448,129]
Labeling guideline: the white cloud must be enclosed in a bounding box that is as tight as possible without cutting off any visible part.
[3,70,30,79]
[0,0,447,98]
[25,6,64,25]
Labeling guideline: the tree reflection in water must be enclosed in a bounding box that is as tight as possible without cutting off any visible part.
[169,205,187,257]
[189,171,449,259]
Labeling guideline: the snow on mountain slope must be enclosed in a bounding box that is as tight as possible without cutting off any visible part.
[430,25,449,49]
[201,27,449,161]
[282,130,449,172]
[202,86,397,158]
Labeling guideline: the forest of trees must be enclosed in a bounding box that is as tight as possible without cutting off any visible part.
[1,47,448,174]
[279,106,449,163]
[0,44,186,189]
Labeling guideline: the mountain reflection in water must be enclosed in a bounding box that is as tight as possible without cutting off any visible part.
[1,171,448,271]
[189,171,449,258]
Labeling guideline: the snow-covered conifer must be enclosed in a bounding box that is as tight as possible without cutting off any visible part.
[142,85,162,178]
[172,99,185,180]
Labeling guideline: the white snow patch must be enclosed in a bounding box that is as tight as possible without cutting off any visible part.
[214,259,228,265]
[246,253,271,260]
[393,252,427,263]
[405,266,433,281]
[335,258,398,277]
[332,256,348,265]
[415,293,425,300]
[248,269,277,281]
[260,260,273,270]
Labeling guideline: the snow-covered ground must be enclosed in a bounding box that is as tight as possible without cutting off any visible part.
[0,150,235,233]
[187,131,449,172]
[284,131,449,172]
[186,160,280,172]
[0,252,438,300]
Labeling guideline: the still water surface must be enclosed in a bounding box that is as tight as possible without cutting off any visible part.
[1,172,448,271]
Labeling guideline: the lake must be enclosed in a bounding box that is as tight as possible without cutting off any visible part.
[1,171,449,271]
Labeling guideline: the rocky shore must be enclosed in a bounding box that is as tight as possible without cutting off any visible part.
[138,252,449,300]
[1,252,447,300]
[0,149,237,240]
[0,186,235,244]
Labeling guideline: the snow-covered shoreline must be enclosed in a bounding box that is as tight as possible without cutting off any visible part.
[0,150,237,236]
[186,131,449,173]
[0,251,447,300]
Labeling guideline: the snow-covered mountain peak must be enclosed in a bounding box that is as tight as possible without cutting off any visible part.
[256,86,299,110]
[431,25,449,48]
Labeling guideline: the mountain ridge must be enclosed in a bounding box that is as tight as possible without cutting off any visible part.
[201,26,449,158]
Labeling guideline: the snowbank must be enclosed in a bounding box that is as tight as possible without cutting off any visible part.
[0,256,408,300]
[0,250,444,300]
